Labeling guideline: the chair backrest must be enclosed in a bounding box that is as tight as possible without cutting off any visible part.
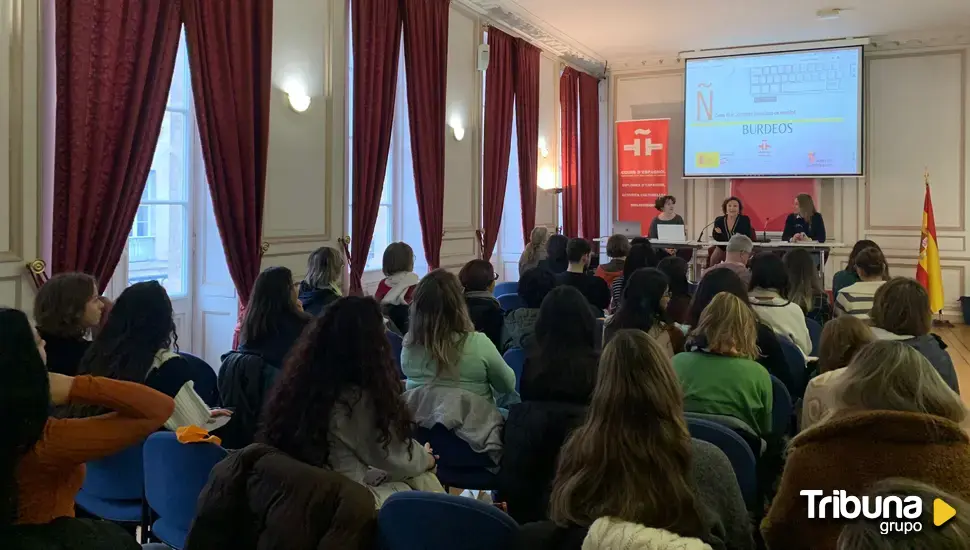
[502,348,526,393]
[179,352,220,407]
[379,491,518,550]
[386,330,404,378]
[496,293,525,313]
[770,375,794,437]
[777,335,807,398]
[494,281,518,297]
[80,441,145,501]
[144,432,227,539]
[805,317,822,356]
[685,418,758,509]
[413,425,495,469]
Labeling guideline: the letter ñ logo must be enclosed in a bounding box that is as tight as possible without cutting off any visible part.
[696,83,713,121]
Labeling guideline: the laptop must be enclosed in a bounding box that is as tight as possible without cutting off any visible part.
[612,221,642,238]
[657,224,686,242]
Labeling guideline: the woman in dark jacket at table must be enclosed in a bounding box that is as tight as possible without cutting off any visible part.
[712,196,755,247]
[782,193,826,243]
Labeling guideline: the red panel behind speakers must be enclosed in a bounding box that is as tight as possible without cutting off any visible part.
[731,178,818,233]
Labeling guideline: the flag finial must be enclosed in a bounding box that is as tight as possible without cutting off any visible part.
[924,167,930,185]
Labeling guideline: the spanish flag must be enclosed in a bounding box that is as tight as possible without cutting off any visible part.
[917,182,944,313]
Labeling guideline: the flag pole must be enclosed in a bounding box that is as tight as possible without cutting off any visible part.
[925,168,952,327]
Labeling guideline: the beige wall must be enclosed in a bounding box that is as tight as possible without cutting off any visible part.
[610,45,970,320]
[0,0,41,313]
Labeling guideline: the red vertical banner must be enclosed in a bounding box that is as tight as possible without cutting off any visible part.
[616,119,669,234]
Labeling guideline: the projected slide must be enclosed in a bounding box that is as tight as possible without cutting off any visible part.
[684,46,863,178]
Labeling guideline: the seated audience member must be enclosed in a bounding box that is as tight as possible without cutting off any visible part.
[375,242,419,334]
[402,270,516,404]
[258,297,442,507]
[237,266,311,367]
[514,330,753,550]
[594,234,630,289]
[604,268,684,356]
[502,267,556,351]
[33,272,105,376]
[763,341,970,550]
[520,226,549,273]
[74,282,222,429]
[538,234,569,274]
[703,234,753,287]
[459,259,505,350]
[800,316,873,431]
[832,239,888,296]
[748,252,812,356]
[298,246,345,316]
[657,256,692,324]
[2,308,173,526]
[688,269,795,397]
[556,238,611,312]
[674,293,773,436]
[835,246,887,320]
[837,479,970,550]
[870,277,959,393]
[608,242,655,313]
[500,286,600,523]
[219,267,310,449]
[784,248,832,325]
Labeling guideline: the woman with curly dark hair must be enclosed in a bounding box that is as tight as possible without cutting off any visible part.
[258,296,442,507]
[74,281,214,428]
[33,272,104,376]
[2,308,172,529]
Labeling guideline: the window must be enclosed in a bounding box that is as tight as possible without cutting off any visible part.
[347,27,426,276]
[126,33,191,295]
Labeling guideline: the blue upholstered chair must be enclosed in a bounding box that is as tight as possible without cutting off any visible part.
[379,491,517,550]
[496,293,525,313]
[493,281,518,298]
[413,425,498,491]
[686,417,758,510]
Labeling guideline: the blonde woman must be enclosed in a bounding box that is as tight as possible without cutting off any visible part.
[298,246,345,316]
[514,330,753,549]
[401,269,516,403]
[782,193,826,243]
[519,226,549,273]
[764,341,970,550]
[672,292,773,436]
[800,316,873,431]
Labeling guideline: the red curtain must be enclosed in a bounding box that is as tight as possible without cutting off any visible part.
[350,0,402,292]
[402,0,449,270]
[183,0,273,312]
[559,67,580,237]
[52,0,182,291]
[578,72,601,239]
[514,39,540,246]
[480,29,516,261]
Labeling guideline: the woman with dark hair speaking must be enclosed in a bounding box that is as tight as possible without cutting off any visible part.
[709,196,754,266]
[258,297,442,507]
[1,308,172,529]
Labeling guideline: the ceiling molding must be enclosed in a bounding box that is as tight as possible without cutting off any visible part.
[453,0,608,77]
[609,29,970,73]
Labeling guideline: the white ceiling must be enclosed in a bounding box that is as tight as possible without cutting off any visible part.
[503,0,970,61]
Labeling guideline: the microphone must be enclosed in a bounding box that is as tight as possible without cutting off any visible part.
[762,217,770,243]
[696,220,716,242]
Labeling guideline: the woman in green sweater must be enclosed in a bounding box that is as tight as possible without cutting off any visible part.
[673,292,773,436]
[402,269,517,404]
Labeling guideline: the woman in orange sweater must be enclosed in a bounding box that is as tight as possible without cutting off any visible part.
[0,308,174,526]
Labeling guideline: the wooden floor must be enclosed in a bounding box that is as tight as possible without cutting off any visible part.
[938,325,970,407]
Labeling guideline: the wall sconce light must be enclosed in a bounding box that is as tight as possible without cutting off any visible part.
[449,114,465,141]
[284,83,311,113]
[537,166,560,193]
[538,137,549,158]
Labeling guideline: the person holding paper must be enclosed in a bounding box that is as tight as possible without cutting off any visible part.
[782,193,826,243]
